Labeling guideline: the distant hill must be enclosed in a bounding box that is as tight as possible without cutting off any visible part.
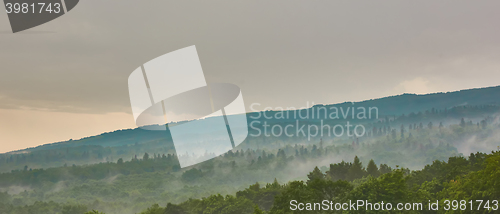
[5,85,500,155]
[336,85,500,116]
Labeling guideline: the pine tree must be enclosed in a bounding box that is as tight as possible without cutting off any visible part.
[346,156,366,181]
[307,166,325,184]
[460,118,466,127]
[326,161,351,181]
[391,129,397,139]
[269,178,280,188]
[366,159,379,177]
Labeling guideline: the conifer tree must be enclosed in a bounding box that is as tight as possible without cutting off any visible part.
[346,156,366,181]
[307,166,325,184]
[366,159,379,177]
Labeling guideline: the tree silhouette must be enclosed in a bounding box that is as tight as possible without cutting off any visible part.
[346,156,366,181]
[307,166,325,184]
[367,159,379,177]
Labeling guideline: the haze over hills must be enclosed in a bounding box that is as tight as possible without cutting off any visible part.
[4,85,500,155]
[2,86,500,214]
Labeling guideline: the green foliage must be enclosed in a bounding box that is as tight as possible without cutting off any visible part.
[164,203,186,214]
[85,210,106,214]
[366,159,380,177]
[181,168,203,183]
[253,205,264,214]
[346,156,366,181]
[326,161,351,181]
[62,204,88,214]
[134,149,499,214]
[139,204,164,214]
[306,166,325,184]
[437,150,500,213]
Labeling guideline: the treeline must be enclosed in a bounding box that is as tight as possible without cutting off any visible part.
[0,153,181,187]
[2,104,497,173]
[0,202,89,214]
[131,150,498,214]
[0,142,336,187]
[0,114,496,213]
[0,139,177,173]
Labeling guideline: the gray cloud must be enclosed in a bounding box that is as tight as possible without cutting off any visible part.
[1,0,500,115]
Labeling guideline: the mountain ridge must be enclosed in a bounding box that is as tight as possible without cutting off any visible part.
[4,85,500,154]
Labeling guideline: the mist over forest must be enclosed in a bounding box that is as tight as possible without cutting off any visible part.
[1,86,500,214]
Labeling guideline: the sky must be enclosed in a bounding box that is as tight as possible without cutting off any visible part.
[1,0,500,153]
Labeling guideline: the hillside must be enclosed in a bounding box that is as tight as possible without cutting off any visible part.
[2,86,500,173]
[6,85,500,155]
[1,86,500,214]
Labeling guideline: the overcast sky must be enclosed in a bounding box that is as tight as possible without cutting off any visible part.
[1,0,500,153]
